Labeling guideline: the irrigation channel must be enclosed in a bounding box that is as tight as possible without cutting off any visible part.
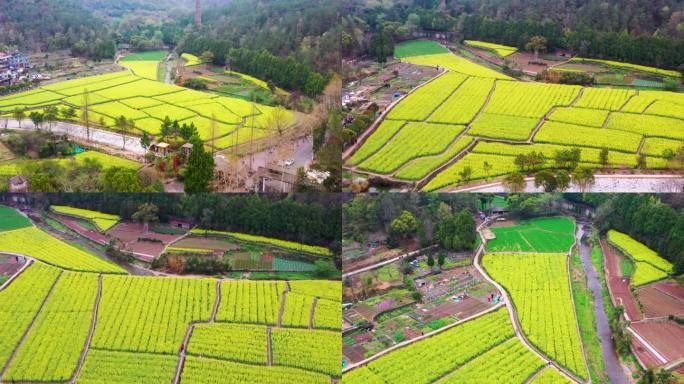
[575,221,629,384]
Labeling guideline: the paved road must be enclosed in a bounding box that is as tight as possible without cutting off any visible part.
[447,174,684,193]
[3,119,145,154]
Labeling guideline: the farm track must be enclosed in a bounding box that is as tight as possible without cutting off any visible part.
[210,279,221,322]
[267,327,273,366]
[0,271,64,380]
[173,324,195,384]
[69,274,103,384]
[309,297,318,330]
[473,221,584,384]
[277,291,288,327]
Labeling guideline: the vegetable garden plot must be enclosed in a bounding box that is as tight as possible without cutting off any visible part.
[548,107,610,128]
[386,72,467,121]
[401,53,512,80]
[347,120,406,166]
[358,122,466,174]
[4,272,98,382]
[312,298,341,330]
[187,323,268,364]
[534,121,642,152]
[281,292,315,328]
[342,308,514,384]
[440,338,544,384]
[484,82,581,118]
[428,76,495,125]
[0,263,61,370]
[215,280,286,325]
[91,275,215,354]
[469,113,539,141]
[181,356,330,384]
[271,328,341,376]
[574,87,635,111]
[273,258,315,272]
[394,136,475,181]
[607,113,684,140]
[77,349,178,384]
[483,253,587,379]
[0,227,125,273]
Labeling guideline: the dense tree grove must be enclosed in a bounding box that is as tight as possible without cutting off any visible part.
[345,0,684,69]
[27,193,341,248]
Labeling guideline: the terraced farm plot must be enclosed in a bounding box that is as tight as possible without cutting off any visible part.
[530,367,573,384]
[394,40,450,58]
[91,275,216,354]
[607,230,672,272]
[120,60,160,80]
[483,253,587,379]
[216,280,286,325]
[181,356,330,384]
[469,113,539,141]
[472,142,637,167]
[641,137,684,157]
[3,272,98,382]
[394,136,475,181]
[186,323,268,364]
[464,40,518,57]
[313,298,342,330]
[289,280,342,301]
[77,349,178,384]
[51,205,120,232]
[439,338,544,384]
[422,152,521,191]
[0,70,295,149]
[387,72,466,121]
[569,58,682,78]
[179,115,238,140]
[347,120,406,166]
[0,151,142,177]
[428,77,495,124]
[281,292,315,328]
[485,82,580,118]
[357,122,465,174]
[402,53,512,80]
[0,263,61,370]
[632,261,669,287]
[271,328,341,376]
[574,88,635,110]
[645,100,684,120]
[486,217,575,253]
[534,121,642,152]
[606,113,684,140]
[0,227,125,273]
[342,308,514,384]
[548,107,610,127]
[182,53,202,66]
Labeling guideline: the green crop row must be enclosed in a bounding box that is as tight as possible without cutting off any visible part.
[574,87,635,111]
[428,77,495,125]
[483,253,587,379]
[394,136,475,181]
[386,72,467,121]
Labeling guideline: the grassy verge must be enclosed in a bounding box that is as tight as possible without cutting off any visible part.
[571,250,607,383]
[619,257,634,277]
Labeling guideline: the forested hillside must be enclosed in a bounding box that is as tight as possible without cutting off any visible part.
[346,0,684,69]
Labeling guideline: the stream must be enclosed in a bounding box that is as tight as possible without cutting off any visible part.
[576,222,629,384]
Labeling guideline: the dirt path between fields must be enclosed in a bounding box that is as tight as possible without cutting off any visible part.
[69,274,103,383]
[0,271,64,379]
